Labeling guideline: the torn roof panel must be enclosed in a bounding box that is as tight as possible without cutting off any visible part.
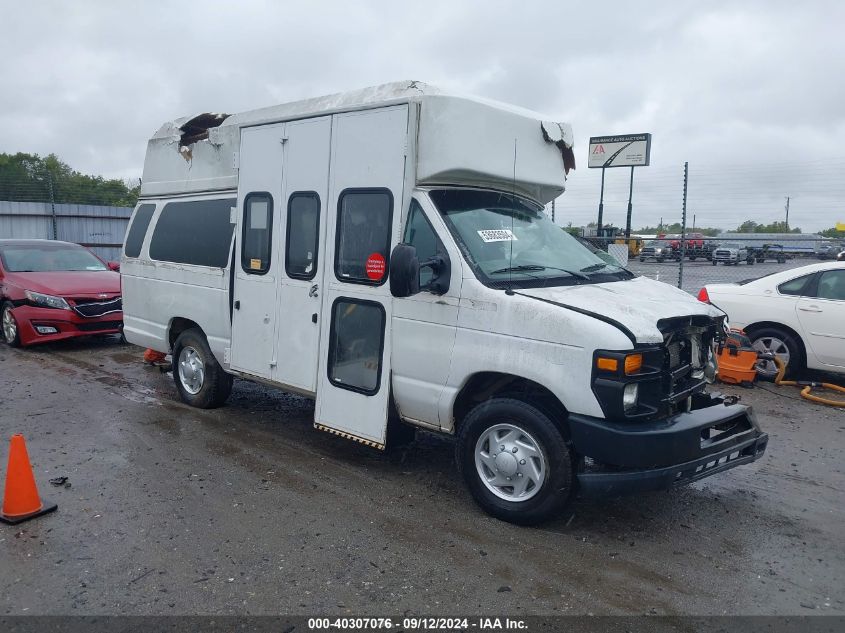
[141,81,574,202]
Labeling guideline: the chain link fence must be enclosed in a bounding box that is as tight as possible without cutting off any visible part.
[584,235,842,294]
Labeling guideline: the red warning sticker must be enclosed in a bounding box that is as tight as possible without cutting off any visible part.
[365,252,386,281]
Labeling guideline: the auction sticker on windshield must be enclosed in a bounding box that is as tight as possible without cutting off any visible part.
[477,229,518,243]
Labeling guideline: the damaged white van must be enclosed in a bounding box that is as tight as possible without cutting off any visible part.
[122,81,767,524]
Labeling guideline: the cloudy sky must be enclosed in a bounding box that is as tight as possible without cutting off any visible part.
[2,1,843,232]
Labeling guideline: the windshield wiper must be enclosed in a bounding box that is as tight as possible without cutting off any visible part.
[580,263,612,273]
[491,264,589,281]
[490,264,545,274]
[579,262,635,279]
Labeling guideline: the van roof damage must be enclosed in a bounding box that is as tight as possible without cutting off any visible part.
[140,80,575,203]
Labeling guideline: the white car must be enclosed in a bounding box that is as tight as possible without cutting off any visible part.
[699,262,845,378]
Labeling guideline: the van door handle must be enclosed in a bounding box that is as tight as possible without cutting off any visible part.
[798,305,821,312]
[309,284,319,297]
[234,300,240,310]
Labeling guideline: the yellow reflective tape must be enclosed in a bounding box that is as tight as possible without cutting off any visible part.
[314,423,385,450]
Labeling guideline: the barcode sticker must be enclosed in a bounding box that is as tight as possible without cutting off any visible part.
[477,229,517,243]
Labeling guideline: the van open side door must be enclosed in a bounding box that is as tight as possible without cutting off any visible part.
[314,105,409,449]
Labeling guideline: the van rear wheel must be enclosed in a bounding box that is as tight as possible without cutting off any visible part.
[457,398,573,525]
[172,328,233,408]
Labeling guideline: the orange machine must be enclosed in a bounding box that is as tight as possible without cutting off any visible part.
[717,330,759,386]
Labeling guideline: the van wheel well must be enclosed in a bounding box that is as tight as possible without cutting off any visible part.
[452,372,568,437]
[168,317,202,349]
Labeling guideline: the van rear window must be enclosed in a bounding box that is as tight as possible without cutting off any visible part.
[149,198,236,267]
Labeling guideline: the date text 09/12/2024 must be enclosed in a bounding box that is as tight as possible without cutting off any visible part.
[307,617,527,630]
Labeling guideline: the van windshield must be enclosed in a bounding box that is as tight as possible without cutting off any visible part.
[428,189,632,289]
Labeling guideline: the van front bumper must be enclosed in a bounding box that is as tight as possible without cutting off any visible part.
[569,394,768,497]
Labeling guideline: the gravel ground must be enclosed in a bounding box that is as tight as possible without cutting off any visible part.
[0,338,843,616]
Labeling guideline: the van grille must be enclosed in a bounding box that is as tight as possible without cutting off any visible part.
[657,316,716,410]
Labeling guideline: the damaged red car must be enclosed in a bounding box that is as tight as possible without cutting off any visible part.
[0,239,123,347]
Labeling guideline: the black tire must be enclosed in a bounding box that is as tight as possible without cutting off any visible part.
[689,256,696,262]
[747,326,805,381]
[657,257,664,263]
[712,260,717,266]
[1,301,21,348]
[456,398,573,525]
[639,258,645,262]
[172,328,233,408]
[747,258,755,265]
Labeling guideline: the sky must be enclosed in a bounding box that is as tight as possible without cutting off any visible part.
[1,1,843,232]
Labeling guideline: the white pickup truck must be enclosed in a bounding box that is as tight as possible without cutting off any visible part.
[121,81,768,524]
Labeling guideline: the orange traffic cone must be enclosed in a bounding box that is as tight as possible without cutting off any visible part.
[144,348,167,364]
[0,434,57,525]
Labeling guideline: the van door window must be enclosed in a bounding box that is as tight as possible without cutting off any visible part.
[335,189,393,285]
[241,192,273,274]
[403,199,444,289]
[285,192,320,280]
[327,298,386,395]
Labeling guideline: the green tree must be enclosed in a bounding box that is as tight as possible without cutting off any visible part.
[635,223,721,236]
[819,226,845,238]
[735,219,801,233]
[0,152,139,207]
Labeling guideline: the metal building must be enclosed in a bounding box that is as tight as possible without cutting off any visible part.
[0,200,132,261]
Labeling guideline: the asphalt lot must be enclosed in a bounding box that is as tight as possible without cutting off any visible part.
[627,257,816,294]
[0,337,843,616]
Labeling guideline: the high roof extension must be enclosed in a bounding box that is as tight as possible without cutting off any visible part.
[140,80,575,204]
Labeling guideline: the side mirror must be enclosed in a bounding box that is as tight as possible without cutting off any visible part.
[107,261,121,272]
[389,244,451,297]
[389,244,420,298]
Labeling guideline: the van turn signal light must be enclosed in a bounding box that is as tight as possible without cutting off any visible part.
[596,357,618,371]
[624,354,643,375]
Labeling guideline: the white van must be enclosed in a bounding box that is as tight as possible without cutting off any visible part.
[122,81,767,524]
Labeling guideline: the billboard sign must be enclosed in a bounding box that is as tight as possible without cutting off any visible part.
[588,133,652,168]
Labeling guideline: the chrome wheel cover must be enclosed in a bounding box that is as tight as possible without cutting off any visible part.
[2,307,16,343]
[752,336,790,378]
[178,346,205,395]
[474,423,547,502]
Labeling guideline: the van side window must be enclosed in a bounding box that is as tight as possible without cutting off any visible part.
[335,189,393,284]
[149,198,236,268]
[124,204,156,258]
[403,199,443,288]
[241,192,273,274]
[286,192,320,280]
[327,298,385,395]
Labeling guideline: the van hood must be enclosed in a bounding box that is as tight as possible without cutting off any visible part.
[518,276,721,344]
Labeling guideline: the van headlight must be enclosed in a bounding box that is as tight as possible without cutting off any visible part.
[622,383,639,412]
[25,290,71,310]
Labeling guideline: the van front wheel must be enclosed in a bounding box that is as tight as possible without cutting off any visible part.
[457,398,573,525]
[172,328,233,408]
